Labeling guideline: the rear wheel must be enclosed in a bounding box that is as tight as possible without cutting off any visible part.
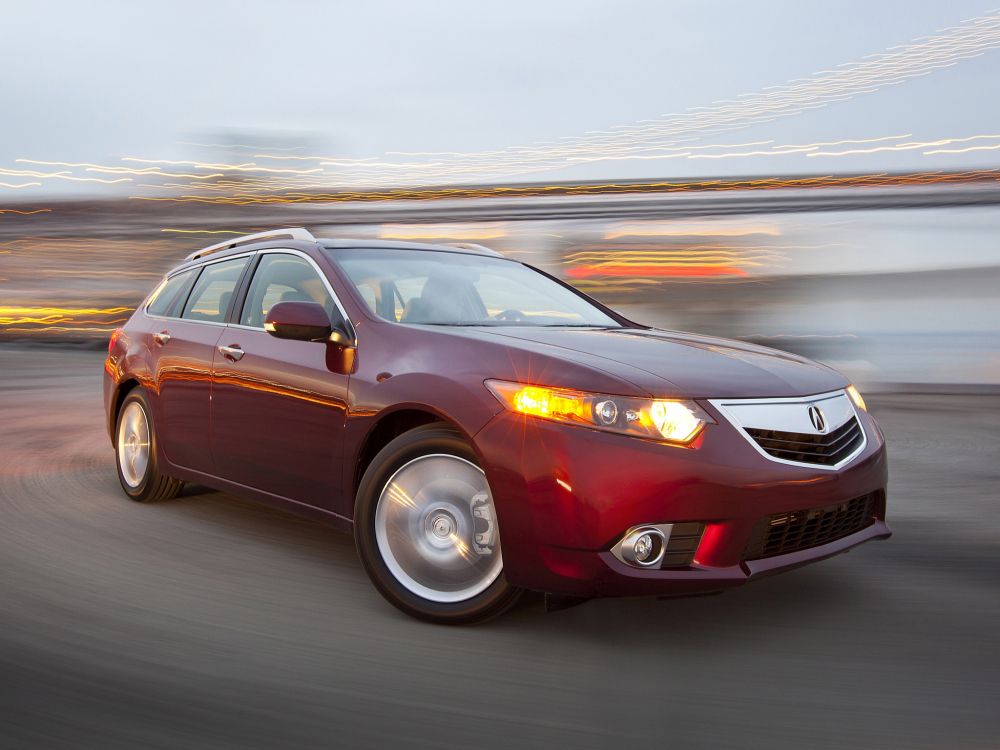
[115,389,183,502]
[354,424,522,624]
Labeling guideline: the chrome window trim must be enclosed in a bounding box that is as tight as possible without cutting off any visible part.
[143,251,255,324]
[708,389,867,472]
[141,248,355,344]
[233,248,356,342]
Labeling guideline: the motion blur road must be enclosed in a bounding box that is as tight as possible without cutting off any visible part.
[1,344,997,749]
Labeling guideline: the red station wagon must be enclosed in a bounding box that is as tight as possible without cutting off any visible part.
[104,227,891,623]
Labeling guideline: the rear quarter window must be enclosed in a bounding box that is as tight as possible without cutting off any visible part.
[146,269,196,318]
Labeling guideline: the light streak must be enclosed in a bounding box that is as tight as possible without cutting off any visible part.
[160,228,246,235]
[781,134,913,148]
[603,221,781,239]
[379,224,507,240]
[44,269,159,278]
[2,326,122,334]
[448,533,474,562]
[0,306,133,326]
[83,166,221,180]
[566,265,748,279]
[925,143,1000,155]
[385,482,417,511]
[118,169,1000,206]
[123,157,257,169]
[808,134,1000,157]
[2,164,131,184]
[6,13,997,198]
[689,147,819,160]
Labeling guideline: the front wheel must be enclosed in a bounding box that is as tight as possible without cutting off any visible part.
[354,424,522,624]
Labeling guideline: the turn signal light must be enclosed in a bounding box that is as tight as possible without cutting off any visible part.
[846,384,867,411]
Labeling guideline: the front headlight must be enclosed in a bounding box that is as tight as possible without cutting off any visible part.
[485,380,712,444]
[846,384,867,411]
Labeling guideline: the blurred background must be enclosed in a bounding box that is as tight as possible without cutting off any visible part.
[2,1,999,390]
[1,2,998,748]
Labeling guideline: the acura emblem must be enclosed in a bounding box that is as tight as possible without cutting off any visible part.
[807,405,827,432]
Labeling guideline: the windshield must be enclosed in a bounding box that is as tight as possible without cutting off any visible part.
[327,248,622,328]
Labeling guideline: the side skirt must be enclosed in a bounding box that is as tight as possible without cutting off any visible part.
[165,463,354,534]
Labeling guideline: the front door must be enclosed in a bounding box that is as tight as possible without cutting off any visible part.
[209,251,351,511]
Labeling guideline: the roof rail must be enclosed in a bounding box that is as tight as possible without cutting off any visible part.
[185,227,316,261]
[447,242,503,257]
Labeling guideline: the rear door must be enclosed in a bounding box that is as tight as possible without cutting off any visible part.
[209,250,352,511]
[146,254,251,474]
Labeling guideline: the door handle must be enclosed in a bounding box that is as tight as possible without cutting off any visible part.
[218,344,245,362]
[153,331,171,345]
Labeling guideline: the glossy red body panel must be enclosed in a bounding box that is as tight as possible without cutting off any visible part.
[116,314,226,474]
[473,408,888,596]
[210,328,349,512]
[104,238,891,598]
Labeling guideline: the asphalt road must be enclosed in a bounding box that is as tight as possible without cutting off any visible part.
[1,344,997,749]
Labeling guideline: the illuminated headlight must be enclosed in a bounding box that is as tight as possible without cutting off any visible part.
[846,384,867,411]
[485,380,713,444]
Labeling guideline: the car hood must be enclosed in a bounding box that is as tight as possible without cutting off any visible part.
[466,326,848,399]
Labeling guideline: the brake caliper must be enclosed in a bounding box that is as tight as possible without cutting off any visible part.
[470,492,496,555]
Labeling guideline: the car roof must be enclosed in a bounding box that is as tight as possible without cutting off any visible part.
[319,238,505,258]
[168,233,506,276]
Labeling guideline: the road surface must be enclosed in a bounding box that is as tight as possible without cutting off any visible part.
[0,345,997,749]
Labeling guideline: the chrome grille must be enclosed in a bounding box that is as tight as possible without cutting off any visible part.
[708,390,867,470]
[745,416,864,467]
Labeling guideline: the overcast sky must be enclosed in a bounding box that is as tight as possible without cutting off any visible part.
[2,0,999,194]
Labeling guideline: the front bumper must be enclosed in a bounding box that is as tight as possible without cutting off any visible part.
[473,405,890,597]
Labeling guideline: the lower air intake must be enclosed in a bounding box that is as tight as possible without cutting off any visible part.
[743,493,878,560]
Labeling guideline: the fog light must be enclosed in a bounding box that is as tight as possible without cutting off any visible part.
[616,526,666,568]
[634,533,655,562]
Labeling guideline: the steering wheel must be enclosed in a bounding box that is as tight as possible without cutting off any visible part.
[494,309,526,322]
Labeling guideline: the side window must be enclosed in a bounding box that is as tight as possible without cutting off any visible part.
[181,257,250,323]
[394,276,427,322]
[240,253,339,329]
[355,282,378,314]
[146,269,196,318]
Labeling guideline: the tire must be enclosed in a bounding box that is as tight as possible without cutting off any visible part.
[114,389,184,503]
[354,424,523,624]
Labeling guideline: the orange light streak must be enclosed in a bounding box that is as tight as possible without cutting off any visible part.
[603,221,781,239]
[566,265,747,279]
[0,306,133,326]
[380,223,507,240]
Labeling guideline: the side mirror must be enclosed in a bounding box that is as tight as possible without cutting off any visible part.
[265,301,334,342]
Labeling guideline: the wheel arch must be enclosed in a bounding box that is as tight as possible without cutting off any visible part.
[109,377,141,443]
[352,406,472,506]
